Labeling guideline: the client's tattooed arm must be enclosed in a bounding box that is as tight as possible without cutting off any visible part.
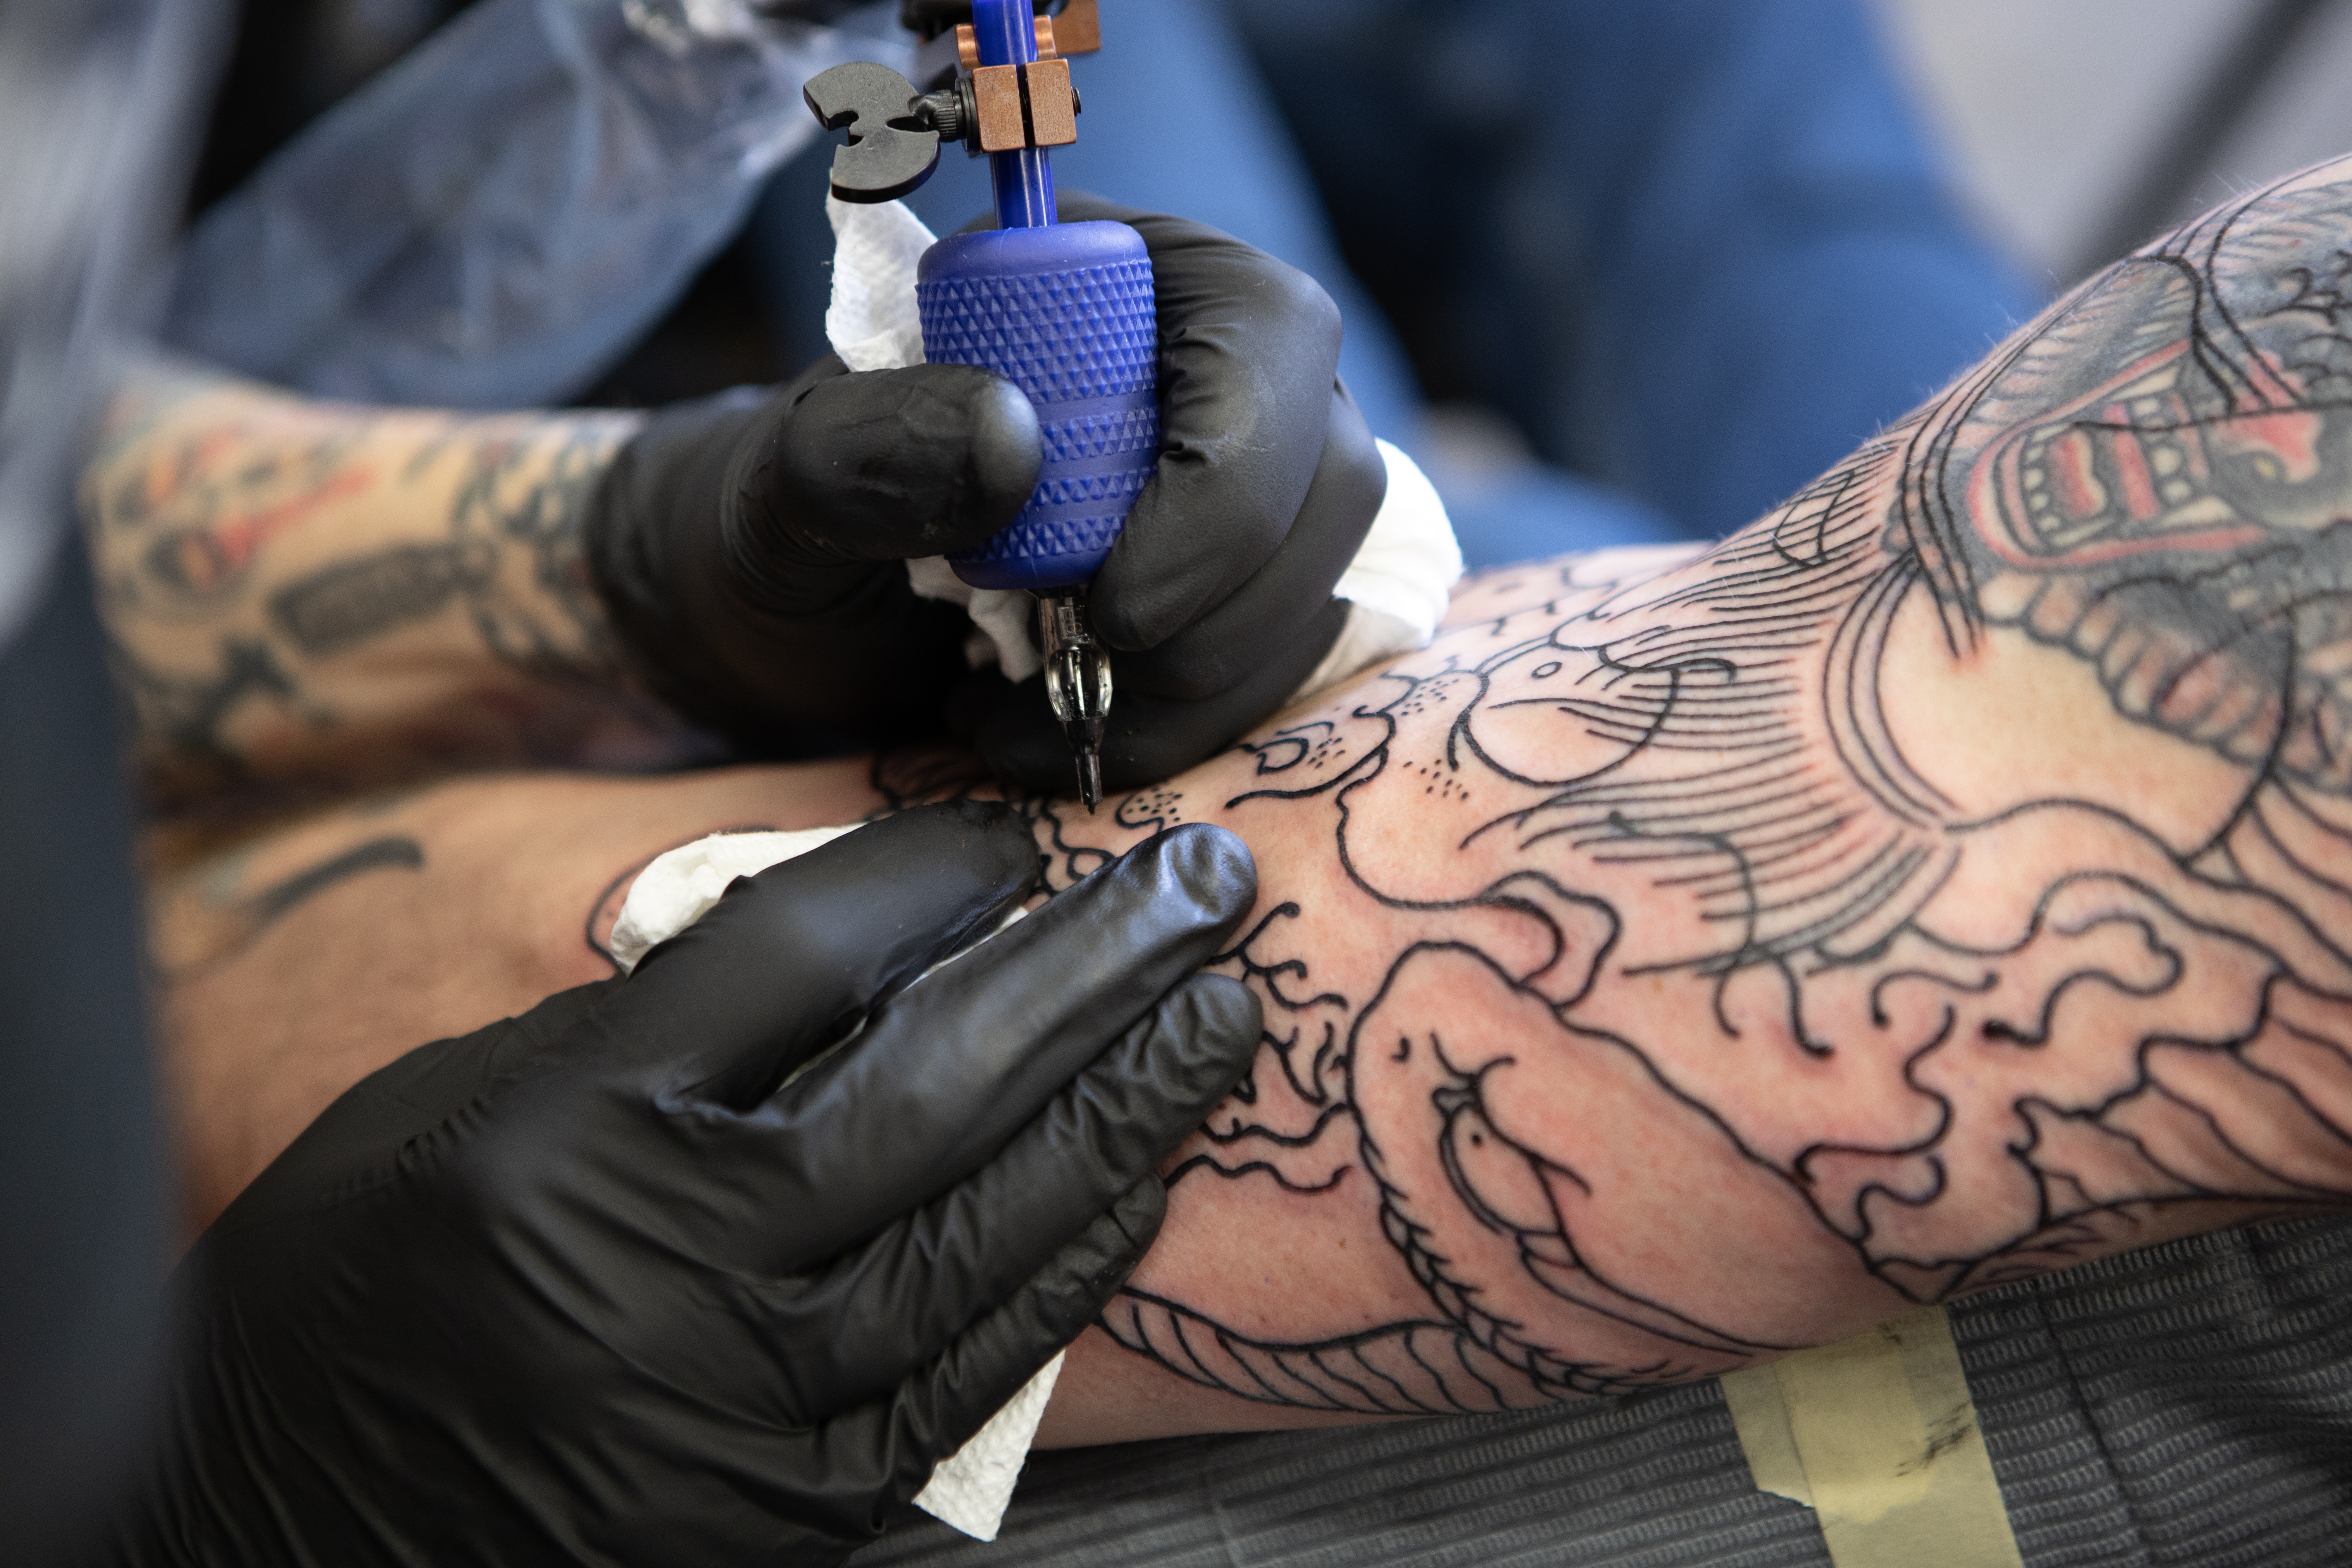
[1007,157,2352,1437]
[80,358,688,806]
[144,155,2352,1445]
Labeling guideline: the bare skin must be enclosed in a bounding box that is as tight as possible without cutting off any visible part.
[133,158,2352,1447]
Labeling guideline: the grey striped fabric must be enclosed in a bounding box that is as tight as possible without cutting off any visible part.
[850,1214,2352,1566]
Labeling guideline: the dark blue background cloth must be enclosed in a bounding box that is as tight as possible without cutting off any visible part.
[0,548,169,1559]
[1229,0,2037,546]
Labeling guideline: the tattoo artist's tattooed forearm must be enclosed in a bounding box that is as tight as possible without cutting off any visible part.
[1054,166,2352,1410]
[81,364,673,802]
[441,418,631,682]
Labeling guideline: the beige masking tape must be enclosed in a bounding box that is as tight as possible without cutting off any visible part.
[1721,1306,2024,1568]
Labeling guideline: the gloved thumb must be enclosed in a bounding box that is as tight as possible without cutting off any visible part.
[741,362,1043,567]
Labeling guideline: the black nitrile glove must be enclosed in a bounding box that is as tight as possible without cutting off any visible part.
[586,354,1045,747]
[584,197,1387,784]
[100,805,1261,1568]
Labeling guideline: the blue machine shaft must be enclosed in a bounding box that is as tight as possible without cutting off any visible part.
[913,0,1162,806]
[973,0,1056,229]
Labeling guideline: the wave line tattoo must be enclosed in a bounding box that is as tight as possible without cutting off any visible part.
[1074,168,2352,1412]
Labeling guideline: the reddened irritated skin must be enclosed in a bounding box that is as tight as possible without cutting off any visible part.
[147,157,2352,1449]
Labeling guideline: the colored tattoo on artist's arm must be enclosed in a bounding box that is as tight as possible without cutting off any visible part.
[80,359,686,805]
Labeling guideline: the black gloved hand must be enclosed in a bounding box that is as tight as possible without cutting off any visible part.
[584,197,1388,785]
[101,805,1261,1568]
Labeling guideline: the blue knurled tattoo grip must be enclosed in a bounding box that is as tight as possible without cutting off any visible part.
[919,223,1159,592]
[804,0,1144,803]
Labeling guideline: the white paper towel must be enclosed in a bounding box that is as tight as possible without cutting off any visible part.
[608,825,1059,1541]
[822,195,1462,695]
[823,193,931,375]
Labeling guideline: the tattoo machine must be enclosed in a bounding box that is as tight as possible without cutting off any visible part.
[802,0,1144,810]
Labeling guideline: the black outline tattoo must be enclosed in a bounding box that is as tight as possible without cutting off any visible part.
[1068,170,2352,1412]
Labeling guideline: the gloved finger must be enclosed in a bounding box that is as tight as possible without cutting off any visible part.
[791,1180,1161,1540]
[743,361,1042,569]
[966,597,1350,794]
[593,802,1039,1105]
[1119,382,1386,700]
[591,357,985,737]
[769,974,1255,1412]
[1053,194,1345,651]
[757,823,1256,1263]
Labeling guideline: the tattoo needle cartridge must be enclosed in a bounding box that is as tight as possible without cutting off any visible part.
[803,0,1151,810]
